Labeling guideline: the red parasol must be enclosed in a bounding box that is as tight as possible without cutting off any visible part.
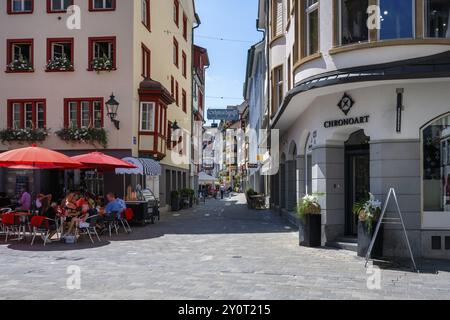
[70,152,137,171]
[0,144,82,169]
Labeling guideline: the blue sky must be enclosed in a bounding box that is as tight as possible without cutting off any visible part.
[194,0,263,123]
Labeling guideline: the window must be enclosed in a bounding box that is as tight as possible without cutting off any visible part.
[46,38,74,71]
[175,81,179,106]
[272,66,283,113]
[182,89,187,113]
[379,0,414,40]
[64,98,104,128]
[182,51,187,78]
[339,0,369,45]
[272,0,283,37]
[88,37,116,70]
[173,0,179,26]
[425,0,450,38]
[173,37,179,67]
[171,76,175,98]
[140,102,155,132]
[305,0,319,56]
[7,0,33,14]
[6,39,34,72]
[7,100,46,129]
[141,43,151,78]
[47,0,72,13]
[89,0,116,11]
[141,0,150,30]
[183,13,188,40]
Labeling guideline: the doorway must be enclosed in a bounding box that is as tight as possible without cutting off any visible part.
[345,130,370,236]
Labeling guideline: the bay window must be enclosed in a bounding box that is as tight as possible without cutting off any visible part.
[8,0,33,14]
[7,100,46,130]
[339,0,369,45]
[64,98,104,128]
[90,0,115,11]
[425,0,450,38]
[379,0,414,40]
[47,0,72,13]
[305,0,319,56]
[140,102,155,132]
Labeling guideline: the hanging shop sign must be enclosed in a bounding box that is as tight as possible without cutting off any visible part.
[207,109,240,121]
[324,115,370,128]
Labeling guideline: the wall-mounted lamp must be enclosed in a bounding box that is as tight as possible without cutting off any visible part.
[171,121,182,143]
[106,93,120,130]
[396,88,404,133]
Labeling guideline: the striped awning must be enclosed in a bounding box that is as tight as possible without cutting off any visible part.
[115,157,161,176]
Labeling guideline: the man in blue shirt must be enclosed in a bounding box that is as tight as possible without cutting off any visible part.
[105,193,126,218]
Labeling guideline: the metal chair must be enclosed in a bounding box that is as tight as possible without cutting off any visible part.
[119,209,132,234]
[77,214,101,244]
[30,216,53,246]
[104,211,119,237]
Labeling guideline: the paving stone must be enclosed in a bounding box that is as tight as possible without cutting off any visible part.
[0,193,449,299]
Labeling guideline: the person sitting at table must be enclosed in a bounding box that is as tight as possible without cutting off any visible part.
[43,202,58,242]
[17,187,31,212]
[36,194,52,215]
[66,203,93,235]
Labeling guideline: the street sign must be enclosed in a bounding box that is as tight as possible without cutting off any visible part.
[207,109,240,121]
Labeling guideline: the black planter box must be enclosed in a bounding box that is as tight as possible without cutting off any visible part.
[171,197,180,211]
[357,221,383,258]
[300,214,322,247]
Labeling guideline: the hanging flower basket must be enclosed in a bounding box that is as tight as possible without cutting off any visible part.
[46,56,73,71]
[56,127,108,148]
[0,128,49,143]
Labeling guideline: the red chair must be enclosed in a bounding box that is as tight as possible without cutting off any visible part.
[30,216,51,246]
[2,213,17,242]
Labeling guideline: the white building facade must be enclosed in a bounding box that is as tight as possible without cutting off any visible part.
[262,0,450,259]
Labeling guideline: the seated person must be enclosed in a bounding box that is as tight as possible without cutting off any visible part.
[104,193,126,218]
[66,204,93,235]
[43,202,58,241]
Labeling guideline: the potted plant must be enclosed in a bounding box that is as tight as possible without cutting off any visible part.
[7,56,33,72]
[187,189,195,207]
[297,194,322,247]
[353,193,383,258]
[46,55,73,71]
[245,188,257,209]
[170,190,180,212]
[179,189,191,209]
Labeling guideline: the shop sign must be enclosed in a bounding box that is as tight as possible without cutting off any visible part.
[324,115,370,128]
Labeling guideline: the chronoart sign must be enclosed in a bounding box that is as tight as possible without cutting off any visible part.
[323,93,370,128]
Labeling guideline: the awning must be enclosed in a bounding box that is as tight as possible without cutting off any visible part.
[115,157,161,176]
[198,172,216,184]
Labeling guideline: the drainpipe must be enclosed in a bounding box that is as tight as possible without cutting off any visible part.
[191,13,201,191]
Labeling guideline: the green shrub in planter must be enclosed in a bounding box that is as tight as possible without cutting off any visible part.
[171,190,180,211]
[297,194,323,247]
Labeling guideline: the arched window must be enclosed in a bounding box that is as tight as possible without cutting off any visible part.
[422,113,450,213]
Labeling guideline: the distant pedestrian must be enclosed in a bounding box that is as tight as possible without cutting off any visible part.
[220,185,225,199]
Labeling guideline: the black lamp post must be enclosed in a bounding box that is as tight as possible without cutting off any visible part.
[106,93,120,130]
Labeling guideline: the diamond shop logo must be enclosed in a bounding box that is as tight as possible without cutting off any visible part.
[337,93,354,116]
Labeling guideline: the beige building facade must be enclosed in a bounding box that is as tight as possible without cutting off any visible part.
[0,0,199,208]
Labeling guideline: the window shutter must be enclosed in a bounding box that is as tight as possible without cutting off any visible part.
[275,0,283,36]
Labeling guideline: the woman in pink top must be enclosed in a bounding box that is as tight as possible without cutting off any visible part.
[18,188,31,211]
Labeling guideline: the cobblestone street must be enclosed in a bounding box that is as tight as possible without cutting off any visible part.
[1,194,449,300]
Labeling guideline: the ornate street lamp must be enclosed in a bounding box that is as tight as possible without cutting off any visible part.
[171,121,181,143]
[106,93,120,130]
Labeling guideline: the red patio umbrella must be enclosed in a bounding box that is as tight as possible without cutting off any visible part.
[0,144,82,169]
[70,152,137,171]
